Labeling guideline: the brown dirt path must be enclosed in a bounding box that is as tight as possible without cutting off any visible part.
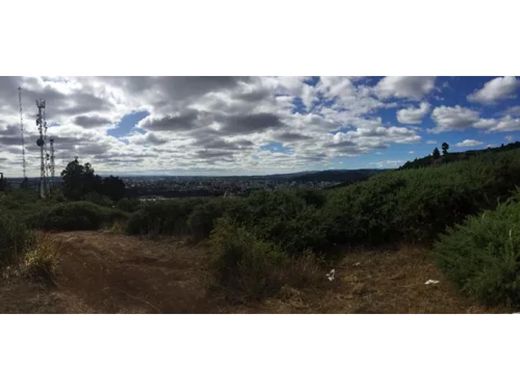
[1,232,506,314]
[51,231,215,313]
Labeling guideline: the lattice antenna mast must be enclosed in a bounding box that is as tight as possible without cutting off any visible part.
[18,87,27,180]
[36,99,48,198]
[49,138,55,188]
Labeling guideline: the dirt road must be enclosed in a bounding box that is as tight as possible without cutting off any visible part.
[0,231,503,314]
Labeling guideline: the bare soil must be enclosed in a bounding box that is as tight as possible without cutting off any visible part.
[0,231,507,314]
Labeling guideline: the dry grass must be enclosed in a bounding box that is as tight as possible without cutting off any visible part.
[224,245,508,313]
[0,231,509,314]
[22,234,61,286]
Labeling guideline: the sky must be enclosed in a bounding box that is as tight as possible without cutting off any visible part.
[1,76,520,177]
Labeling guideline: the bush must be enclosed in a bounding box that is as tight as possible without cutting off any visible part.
[116,198,141,213]
[433,196,520,306]
[226,190,328,253]
[0,214,32,267]
[34,201,126,231]
[23,234,60,286]
[126,198,205,235]
[187,198,238,240]
[83,192,113,207]
[323,148,520,246]
[210,218,290,300]
[210,218,324,300]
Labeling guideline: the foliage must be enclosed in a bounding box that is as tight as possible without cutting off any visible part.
[99,175,126,201]
[23,234,60,286]
[125,147,520,257]
[61,158,125,201]
[209,218,290,300]
[61,158,100,200]
[432,147,441,159]
[187,198,237,240]
[116,197,142,213]
[0,214,33,267]
[433,195,520,306]
[441,142,449,155]
[126,198,205,235]
[323,148,520,246]
[210,218,324,300]
[400,141,520,170]
[34,201,126,231]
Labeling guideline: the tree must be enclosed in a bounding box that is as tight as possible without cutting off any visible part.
[0,173,6,192]
[100,175,126,201]
[432,147,441,159]
[61,159,125,201]
[61,158,102,200]
[441,142,449,155]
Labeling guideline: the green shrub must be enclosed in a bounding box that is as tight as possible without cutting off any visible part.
[324,148,520,246]
[83,192,113,207]
[34,201,126,231]
[126,198,205,235]
[187,199,233,240]
[433,196,520,306]
[210,218,324,300]
[0,214,32,267]
[116,198,141,213]
[210,218,290,300]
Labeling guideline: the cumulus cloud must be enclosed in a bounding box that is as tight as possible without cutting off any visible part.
[375,77,436,100]
[74,115,112,129]
[397,102,431,124]
[430,105,482,132]
[3,76,519,177]
[467,76,520,104]
[455,139,483,148]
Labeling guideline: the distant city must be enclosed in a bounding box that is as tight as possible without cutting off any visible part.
[3,169,383,199]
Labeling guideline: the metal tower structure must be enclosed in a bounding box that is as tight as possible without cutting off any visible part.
[49,137,55,188]
[36,99,48,198]
[18,87,27,181]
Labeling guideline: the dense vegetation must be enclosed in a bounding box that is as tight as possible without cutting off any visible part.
[3,146,520,306]
[433,195,520,307]
[33,201,127,231]
[210,218,321,300]
[0,214,32,267]
[400,141,520,169]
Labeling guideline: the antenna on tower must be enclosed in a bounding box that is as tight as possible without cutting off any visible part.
[36,99,48,198]
[18,87,28,185]
[49,138,55,188]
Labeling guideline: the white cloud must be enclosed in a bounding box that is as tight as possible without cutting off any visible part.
[430,105,481,132]
[455,139,483,148]
[426,140,437,144]
[375,77,436,100]
[467,76,520,104]
[485,115,520,132]
[397,102,430,124]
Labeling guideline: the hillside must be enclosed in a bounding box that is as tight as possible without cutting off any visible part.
[400,141,520,169]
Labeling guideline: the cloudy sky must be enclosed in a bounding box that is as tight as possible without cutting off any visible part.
[1,76,519,177]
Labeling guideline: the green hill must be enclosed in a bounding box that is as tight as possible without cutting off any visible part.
[400,141,520,169]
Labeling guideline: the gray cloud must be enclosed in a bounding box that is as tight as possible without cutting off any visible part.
[142,110,200,131]
[74,115,112,128]
[220,113,283,134]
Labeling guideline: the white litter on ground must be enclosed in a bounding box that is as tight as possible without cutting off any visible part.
[326,269,335,282]
[424,279,440,285]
